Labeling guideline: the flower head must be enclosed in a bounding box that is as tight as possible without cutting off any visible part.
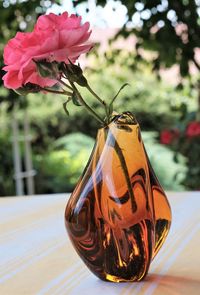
[2,12,92,90]
[186,121,200,138]
[160,129,179,145]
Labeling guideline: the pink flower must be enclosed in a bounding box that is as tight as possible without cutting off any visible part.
[186,121,200,137]
[160,129,179,145]
[3,12,92,89]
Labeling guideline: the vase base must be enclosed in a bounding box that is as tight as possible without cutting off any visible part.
[103,273,146,283]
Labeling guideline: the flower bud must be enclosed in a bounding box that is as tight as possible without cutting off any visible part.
[61,62,88,87]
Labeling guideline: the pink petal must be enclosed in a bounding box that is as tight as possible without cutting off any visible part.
[2,71,22,89]
[60,23,91,47]
[24,71,57,88]
[67,44,93,59]
[61,14,82,29]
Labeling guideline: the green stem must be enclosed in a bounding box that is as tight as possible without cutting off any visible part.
[69,81,105,125]
[86,84,106,105]
[41,87,72,96]
[86,83,109,123]
[58,78,73,91]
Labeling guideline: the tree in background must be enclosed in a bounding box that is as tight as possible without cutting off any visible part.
[73,0,200,111]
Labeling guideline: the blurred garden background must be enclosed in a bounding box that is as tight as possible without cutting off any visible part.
[0,0,200,196]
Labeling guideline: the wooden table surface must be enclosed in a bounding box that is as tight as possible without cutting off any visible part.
[0,192,200,295]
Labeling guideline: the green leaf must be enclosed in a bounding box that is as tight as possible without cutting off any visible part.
[111,83,129,104]
[14,88,30,96]
[108,83,130,116]
[72,91,82,106]
[63,101,70,116]
[14,83,41,95]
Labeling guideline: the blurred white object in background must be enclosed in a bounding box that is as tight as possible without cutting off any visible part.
[12,108,35,196]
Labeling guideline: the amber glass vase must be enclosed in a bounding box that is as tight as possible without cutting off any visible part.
[65,112,171,282]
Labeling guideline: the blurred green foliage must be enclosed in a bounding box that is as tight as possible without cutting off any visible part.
[142,132,186,191]
[0,1,199,195]
[183,137,200,189]
[33,131,187,194]
[0,131,14,196]
[0,52,192,195]
[81,50,197,132]
[34,133,94,193]
[163,111,200,190]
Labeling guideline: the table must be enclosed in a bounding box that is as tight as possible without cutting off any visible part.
[0,192,199,295]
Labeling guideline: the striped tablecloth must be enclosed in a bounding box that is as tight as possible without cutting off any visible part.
[0,192,199,295]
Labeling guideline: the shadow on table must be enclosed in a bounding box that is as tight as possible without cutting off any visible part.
[143,273,200,294]
[79,273,200,295]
